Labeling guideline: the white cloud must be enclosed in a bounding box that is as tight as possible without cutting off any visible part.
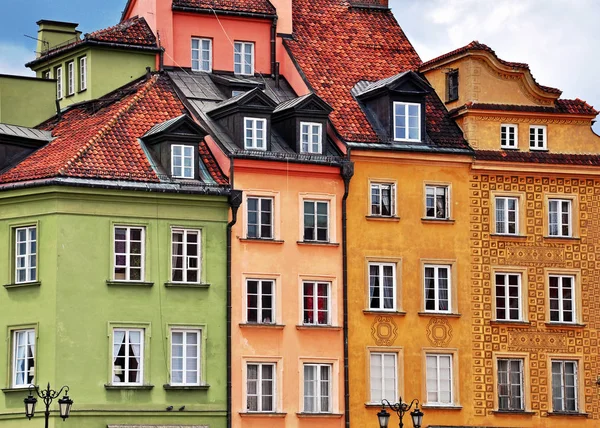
[0,43,35,77]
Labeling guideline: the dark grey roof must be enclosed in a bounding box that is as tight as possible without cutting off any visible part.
[143,114,187,138]
[273,93,313,113]
[0,123,53,142]
[207,87,267,113]
[351,71,410,98]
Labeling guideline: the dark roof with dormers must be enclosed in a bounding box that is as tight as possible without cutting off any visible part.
[0,73,228,189]
[475,150,600,167]
[284,0,468,151]
[449,99,598,117]
[26,16,159,68]
[171,0,276,16]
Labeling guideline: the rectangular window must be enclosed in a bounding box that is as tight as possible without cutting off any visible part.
[67,61,74,95]
[171,144,194,178]
[302,281,330,325]
[234,41,254,75]
[446,69,458,102]
[303,200,329,242]
[171,329,201,386]
[500,124,518,149]
[244,117,267,150]
[79,56,87,91]
[497,358,524,411]
[369,263,396,311]
[43,70,51,79]
[246,363,275,412]
[191,38,212,72]
[370,183,395,217]
[12,329,35,388]
[495,197,518,235]
[114,226,145,281]
[529,125,547,150]
[393,102,421,142]
[300,122,322,154]
[247,197,273,239]
[495,273,522,321]
[112,328,143,385]
[424,265,451,313]
[55,66,63,99]
[303,364,331,413]
[426,354,453,405]
[549,275,575,323]
[548,199,572,237]
[246,279,274,324]
[552,360,578,412]
[370,352,397,403]
[15,226,37,284]
[171,228,200,283]
[425,185,449,219]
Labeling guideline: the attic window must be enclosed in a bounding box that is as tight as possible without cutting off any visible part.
[300,122,322,154]
[244,118,266,150]
[446,69,458,102]
[172,145,194,178]
[393,102,421,142]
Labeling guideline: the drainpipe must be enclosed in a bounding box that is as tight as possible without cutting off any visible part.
[271,18,277,76]
[341,153,354,428]
[226,156,242,428]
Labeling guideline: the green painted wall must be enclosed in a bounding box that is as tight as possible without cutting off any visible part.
[0,186,229,427]
[0,75,56,127]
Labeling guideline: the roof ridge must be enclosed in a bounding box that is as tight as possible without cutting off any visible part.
[59,76,157,176]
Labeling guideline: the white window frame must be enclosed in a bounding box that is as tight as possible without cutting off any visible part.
[500,124,518,149]
[370,352,397,404]
[425,354,453,405]
[370,182,396,217]
[548,199,572,237]
[302,281,330,325]
[12,329,35,388]
[171,228,201,284]
[424,264,451,313]
[495,197,519,235]
[497,358,524,411]
[171,144,194,179]
[495,273,522,321]
[425,185,449,219]
[300,122,322,154]
[303,363,332,413]
[246,279,275,324]
[393,101,421,142]
[170,329,201,386]
[112,328,144,385]
[67,61,74,96]
[303,200,329,242]
[529,125,547,150]
[244,117,267,150]
[234,41,254,75]
[551,360,578,412]
[79,56,87,91]
[246,196,273,239]
[368,262,397,311]
[55,66,63,99]
[549,275,576,323]
[191,37,212,72]
[246,362,276,412]
[113,226,145,281]
[15,225,37,284]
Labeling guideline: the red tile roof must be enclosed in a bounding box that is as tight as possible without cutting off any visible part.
[0,74,227,185]
[450,99,598,117]
[285,0,467,148]
[172,0,276,15]
[475,150,600,167]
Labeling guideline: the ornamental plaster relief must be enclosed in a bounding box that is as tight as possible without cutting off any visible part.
[371,315,398,346]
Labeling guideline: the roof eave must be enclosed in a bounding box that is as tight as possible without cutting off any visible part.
[172,5,276,20]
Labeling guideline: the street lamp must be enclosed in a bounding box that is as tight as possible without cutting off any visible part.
[377,397,423,428]
[24,383,73,427]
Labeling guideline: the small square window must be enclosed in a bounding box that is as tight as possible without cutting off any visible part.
[43,70,51,79]
[393,102,421,142]
[548,199,572,237]
[67,61,75,96]
[495,273,522,321]
[529,125,547,150]
[551,360,578,412]
[370,352,397,403]
[500,124,518,149]
[246,363,275,412]
[171,228,201,283]
[549,275,576,323]
[234,41,254,75]
[370,183,395,217]
[172,144,194,179]
[425,185,449,219]
[12,329,35,388]
[15,225,37,284]
[302,281,330,325]
[424,264,451,313]
[446,69,458,102]
[246,279,275,324]
[495,197,518,235]
[497,358,524,411]
[171,329,201,386]
[247,197,273,239]
[79,57,87,91]
[303,364,332,413]
[303,200,329,242]
[191,38,212,72]
[244,118,267,150]
[368,262,396,311]
[112,328,144,385]
[300,122,322,154]
[114,226,145,281]
[426,354,453,405]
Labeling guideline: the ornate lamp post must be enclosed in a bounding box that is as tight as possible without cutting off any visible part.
[24,383,73,428]
[377,397,423,428]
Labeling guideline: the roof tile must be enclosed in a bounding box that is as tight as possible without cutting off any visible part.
[475,150,600,166]
[450,99,598,117]
[172,0,276,15]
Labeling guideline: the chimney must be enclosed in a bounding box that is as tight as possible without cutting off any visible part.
[269,0,293,34]
[348,0,389,9]
[35,20,82,57]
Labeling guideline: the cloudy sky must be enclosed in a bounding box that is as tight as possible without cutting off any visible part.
[1,0,599,130]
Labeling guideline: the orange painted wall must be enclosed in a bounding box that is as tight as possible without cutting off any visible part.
[230,159,345,428]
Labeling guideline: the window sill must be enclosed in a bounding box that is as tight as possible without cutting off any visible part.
[544,236,580,241]
[2,386,35,393]
[78,88,87,94]
[545,322,586,329]
[296,412,343,418]
[164,282,210,289]
[421,218,455,224]
[106,280,154,287]
[3,281,41,289]
[363,310,406,316]
[163,384,209,390]
[239,238,284,244]
[421,404,462,410]
[65,93,75,98]
[492,410,536,415]
[239,323,285,329]
[529,148,549,152]
[104,384,154,390]
[365,403,387,408]
[500,147,520,151]
[490,234,527,239]
[418,312,461,318]
[296,325,342,331]
[239,412,287,418]
[365,215,400,222]
[296,241,340,247]
[547,411,588,417]
[490,320,531,327]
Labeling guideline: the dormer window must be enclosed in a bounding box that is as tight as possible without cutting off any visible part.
[244,118,267,150]
[171,144,194,178]
[300,122,322,154]
[393,102,421,142]
[234,41,254,75]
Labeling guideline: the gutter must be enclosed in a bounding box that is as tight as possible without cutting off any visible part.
[271,18,277,77]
